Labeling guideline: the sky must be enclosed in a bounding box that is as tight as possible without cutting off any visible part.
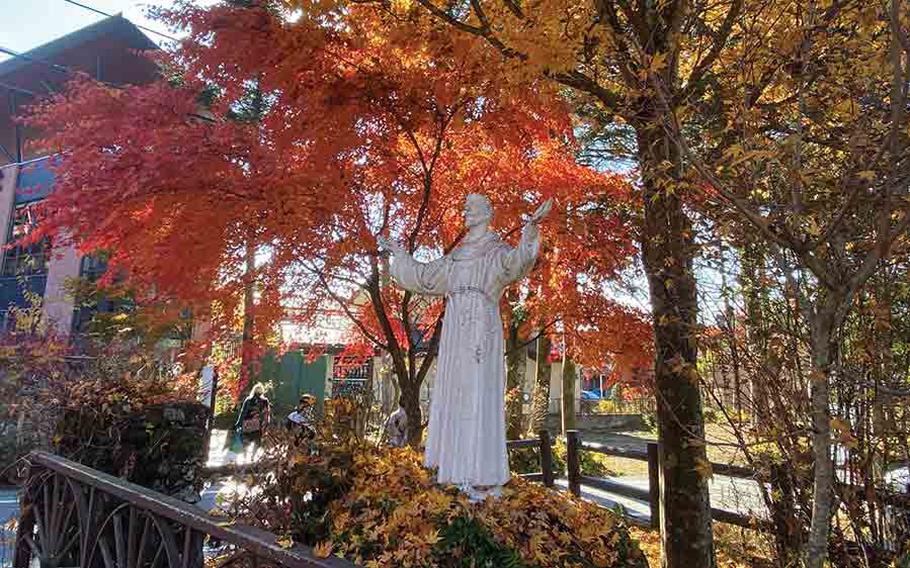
[0,0,179,62]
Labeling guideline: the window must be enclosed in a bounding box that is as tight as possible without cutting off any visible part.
[79,254,108,282]
[2,205,49,277]
[71,254,117,336]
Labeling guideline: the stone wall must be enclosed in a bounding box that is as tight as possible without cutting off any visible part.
[543,413,646,436]
[56,401,208,502]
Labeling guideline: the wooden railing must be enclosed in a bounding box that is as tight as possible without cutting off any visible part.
[507,429,768,530]
[506,429,556,488]
[14,451,358,568]
[566,430,767,530]
[511,429,910,533]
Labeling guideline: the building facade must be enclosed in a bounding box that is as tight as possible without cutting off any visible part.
[0,16,157,335]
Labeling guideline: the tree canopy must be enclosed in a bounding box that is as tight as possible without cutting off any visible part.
[26,0,647,427]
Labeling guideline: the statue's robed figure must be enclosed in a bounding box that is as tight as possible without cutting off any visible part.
[379,194,550,497]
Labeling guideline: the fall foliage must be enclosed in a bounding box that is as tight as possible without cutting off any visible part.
[220,412,648,568]
[25,1,645,442]
[8,0,910,565]
[343,0,910,565]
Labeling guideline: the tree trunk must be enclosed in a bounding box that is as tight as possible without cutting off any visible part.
[636,124,715,567]
[240,240,256,390]
[506,322,527,440]
[805,306,837,568]
[527,334,552,436]
[561,357,576,436]
[400,374,423,448]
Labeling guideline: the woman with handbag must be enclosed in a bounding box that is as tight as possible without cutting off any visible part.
[234,383,271,462]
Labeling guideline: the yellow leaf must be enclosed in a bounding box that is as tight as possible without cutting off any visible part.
[857,170,876,182]
[423,529,440,546]
[313,541,333,558]
[276,535,294,549]
[649,52,668,74]
[694,457,713,480]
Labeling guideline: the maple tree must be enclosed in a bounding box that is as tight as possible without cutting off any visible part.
[26,1,641,445]
[503,194,650,438]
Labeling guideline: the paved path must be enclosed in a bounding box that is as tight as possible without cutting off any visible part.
[554,478,652,525]
[556,473,768,527]
[588,432,655,452]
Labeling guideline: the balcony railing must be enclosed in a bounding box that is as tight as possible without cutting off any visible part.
[10,155,56,205]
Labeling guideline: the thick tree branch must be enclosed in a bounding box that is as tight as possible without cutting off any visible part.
[411,0,524,58]
[411,0,485,36]
[550,69,625,112]
[367,254,409,382]
[611,0,650,44]
[595,0,645,87]
[502,0,524,19]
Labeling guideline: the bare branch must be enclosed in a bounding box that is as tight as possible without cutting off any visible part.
[302,260,388,350]
[679,0,744,103]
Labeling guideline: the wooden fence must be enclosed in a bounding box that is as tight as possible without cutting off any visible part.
[509,429,767,530]
[510,429,910,534]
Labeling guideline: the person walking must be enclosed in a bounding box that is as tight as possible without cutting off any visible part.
[234,383,271,462]
[286,393,317,442]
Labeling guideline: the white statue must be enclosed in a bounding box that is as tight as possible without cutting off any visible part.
[378,194,552,500]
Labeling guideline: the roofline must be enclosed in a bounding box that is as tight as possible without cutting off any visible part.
[0,15,158,79]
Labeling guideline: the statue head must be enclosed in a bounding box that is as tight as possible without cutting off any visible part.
[464,194,492,229]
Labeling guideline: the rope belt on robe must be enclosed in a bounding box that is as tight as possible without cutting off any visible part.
[446,286,498,363]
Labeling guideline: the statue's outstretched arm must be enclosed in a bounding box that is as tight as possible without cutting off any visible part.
[377,235,407,257]
[379,235,449,296]
[500,198,553,283]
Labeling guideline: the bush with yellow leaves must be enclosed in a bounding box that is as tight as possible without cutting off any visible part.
[223,399,647,567]
[324,447,647,567]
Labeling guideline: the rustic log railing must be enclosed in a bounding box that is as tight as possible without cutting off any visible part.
[510,429,909,533]
[14,451,358,568]
[505,429,555,488]
[569,431,767,530]
[507,429,768,530]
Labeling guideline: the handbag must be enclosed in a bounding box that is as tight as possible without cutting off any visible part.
[242,414,261,434]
